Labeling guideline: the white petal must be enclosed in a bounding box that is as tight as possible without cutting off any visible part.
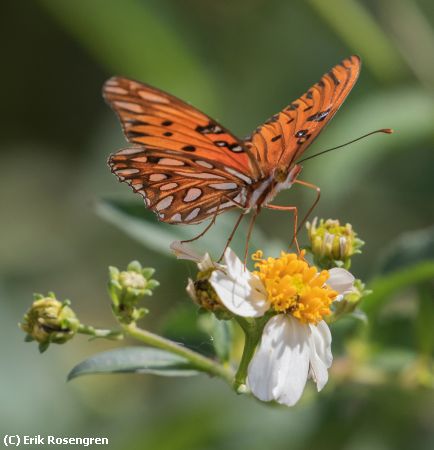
[327,268,355,301]
[197,253,214,271]
[209,269,268,318]
[209,248,268,317]
[248,315,311,406]
[170,241,202,262]
[170,241,218,271]
[308,320,332,391]
[186,278,197,302]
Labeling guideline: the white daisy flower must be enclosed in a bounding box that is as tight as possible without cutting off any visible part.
[209,248,355,406]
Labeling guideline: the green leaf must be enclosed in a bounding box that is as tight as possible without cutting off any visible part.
[198,314,233,363]
[416,283,434,356]
[209,317,233,363]
[375,225,434,274]
[362,261,434,317]
[97,198,282,258]
[308,0,407,82]
[67,347,200,380]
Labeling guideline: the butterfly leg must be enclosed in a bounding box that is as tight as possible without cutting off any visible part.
[217,212,245,262]
[243,208,261,266]
[264,204,300,253]
[180,200,223,245]
[293,179,321,235]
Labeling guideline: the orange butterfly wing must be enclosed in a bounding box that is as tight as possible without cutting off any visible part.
[104,77,259,224]
[247,55,361,175]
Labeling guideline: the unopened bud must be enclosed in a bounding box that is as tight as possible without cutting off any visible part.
[20,293,79,352]
[306,218,364,269]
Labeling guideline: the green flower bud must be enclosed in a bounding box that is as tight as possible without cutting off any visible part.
[20,293,79,352]
[306,217,364,269]
[330,279,371,322]
[187,268,232,321]
[108,261,159,324]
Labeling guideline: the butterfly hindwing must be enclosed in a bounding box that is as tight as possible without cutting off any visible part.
[247,55,361,174]
[109,147,247,224]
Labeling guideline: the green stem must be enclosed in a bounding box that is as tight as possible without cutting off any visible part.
[78,324,124,340]
[233,317,267,391]
[122,323,233,384]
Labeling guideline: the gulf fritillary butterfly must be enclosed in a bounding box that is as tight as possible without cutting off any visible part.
[105,55,360,251]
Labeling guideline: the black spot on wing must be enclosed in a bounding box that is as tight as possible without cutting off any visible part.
[196,122,224,134]
[328,70,340,86]
[307,109,331,122]
[127,130,149,139]
[182,145,196,152]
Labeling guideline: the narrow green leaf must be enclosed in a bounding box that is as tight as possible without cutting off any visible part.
[362,261,434,317]
[96,198,282,258]
[36,0,215,104]
[68,347,200,380]
[198,314,233,363]
[416,282,434,355]
[210,317,233,363]
[308,0,407,82]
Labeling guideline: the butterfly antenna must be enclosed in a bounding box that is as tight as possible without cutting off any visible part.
[297,128,393,164]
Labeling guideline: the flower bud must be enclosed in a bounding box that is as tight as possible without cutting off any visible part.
[108,261,159,324]
[20,293,79,352]
[306,218,364,269]
[330,279,371,322]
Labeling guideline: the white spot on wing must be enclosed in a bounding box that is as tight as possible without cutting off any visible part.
[185,208,200,221]
[159,158,184,166]
[176,172,223,180]
[160,182,178,191]
[105,86,128,95]
[114,101,143,113]
[150,173,167,181]
[117,168,140,176]
[139,191,150,206]
[170,213,182,222]
[155,196,174,211]
[116,148,143,155]
[207,201,235,214]
[132,156,148,163]
[209,182,238,190]
[138,90,170,103]
[196,160,214,169]
[184,188,202,202]
[224,167,252,184]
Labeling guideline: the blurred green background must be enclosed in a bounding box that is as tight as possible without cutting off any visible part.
[1,0,434,449]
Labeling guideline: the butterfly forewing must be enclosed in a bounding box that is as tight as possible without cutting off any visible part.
[104,77,262,224]
[247,55,361,174]
[104,77,260,176]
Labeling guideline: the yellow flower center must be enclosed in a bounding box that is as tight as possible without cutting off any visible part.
[252,250,338,324]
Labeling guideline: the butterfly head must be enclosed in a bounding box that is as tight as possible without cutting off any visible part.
[262,164,303,206]
[274,164,302,184]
